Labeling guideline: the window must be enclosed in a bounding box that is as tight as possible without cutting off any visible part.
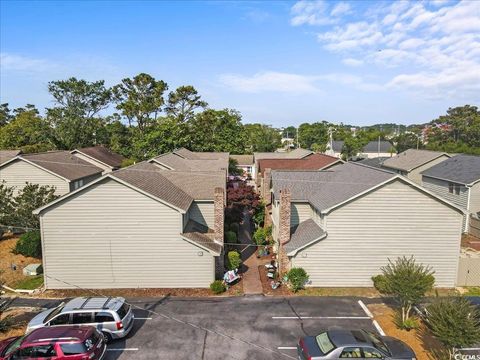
[116,303,130,320]
[60,343,87,355]
[363,347,384,358]
[449,182,461,195]
[72,312,93,324]
[315,332,336,354]
[3,336,24,356]
[33,345,56,357]
[49,313,70,325]
[340,347,362,358]
[73,179,84,190]
[94,312,115,322]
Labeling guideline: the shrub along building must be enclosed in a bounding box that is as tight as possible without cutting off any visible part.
[268,163,465,287]
[34,161,226,289]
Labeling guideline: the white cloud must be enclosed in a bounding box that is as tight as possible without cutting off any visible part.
[342,58,363,67]
[0,53,56,72]
[331,2,351,17]
[290,0,337,26]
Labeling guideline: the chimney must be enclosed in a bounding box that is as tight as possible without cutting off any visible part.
[278,188,292,274]
[262,168,272,203]
[213,187,225,245]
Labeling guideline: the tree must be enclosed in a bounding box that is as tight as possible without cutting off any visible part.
[298,122,329,150]
[0,107,54,153]
[189,109,246,153]
[427,297,480,359]
[341,136,364,160]
[165,85,207,122]
[244,123,281,153]
[10,183,58,229]
[0,103,13,127]
[0,182,15,236]
[228,158,243,176]
[372,256,435,324]
[282,126,296,139]
[47,78,112,149]
[394,132,420,153]
[113,73,168,132]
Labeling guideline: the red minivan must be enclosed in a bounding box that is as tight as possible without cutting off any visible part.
[0,326,106,360]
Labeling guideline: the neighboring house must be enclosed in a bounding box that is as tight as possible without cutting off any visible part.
[0,151,103,195]
[34,162,226,289]
[257,154,344,200]
[70,145,125,173]
[381,149,450,185]
[0,150,22,166]
[149,148,229,176]
[422,154,480,231]
[230,154,254,177]
[357,157,390,169]
[269,163,464,287]
[325,140,393,159]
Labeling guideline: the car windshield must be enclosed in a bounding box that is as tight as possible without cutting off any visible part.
[315,332,336,354]
[365,331,390,355]
[3,336,24,355]
[44,305,65,323]
[116,303,130,319]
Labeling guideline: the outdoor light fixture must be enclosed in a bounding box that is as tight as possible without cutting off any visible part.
[197,251,203,256]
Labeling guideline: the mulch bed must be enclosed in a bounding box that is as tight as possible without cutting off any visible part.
[462,233,480,251]
[258,265,292,296]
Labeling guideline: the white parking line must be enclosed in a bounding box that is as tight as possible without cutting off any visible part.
[460,348,480,351]
[357,300,373,318]
[135,317,152,320]
[372,320,386,336]
[106,348,139,351]
[272,316,370,320]
[278,347,297,350]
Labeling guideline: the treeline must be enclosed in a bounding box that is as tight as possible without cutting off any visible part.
[0,73,283,161]
[1,73,479,159]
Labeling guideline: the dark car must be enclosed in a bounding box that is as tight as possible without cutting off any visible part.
[0,326,106,360]
[297,329,416,359]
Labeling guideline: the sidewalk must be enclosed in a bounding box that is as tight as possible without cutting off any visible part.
[238,211,263,295]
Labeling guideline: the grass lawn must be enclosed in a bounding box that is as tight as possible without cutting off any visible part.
[13,275,44,290]
[464,287,480,296]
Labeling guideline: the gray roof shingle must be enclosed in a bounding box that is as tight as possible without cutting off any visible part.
[151,149,229,172]
[382,149,448,172]
[73,146,124,168]
[230,154,254,165]
[421,154,480,185]
[21,151,103,181]
[254,148,313,162]
[0,150,21,165]
[272,163,395,213]
[285,219,326,255]
[330,141,392,153]
[357,157,391,169]
[181,219,222,255]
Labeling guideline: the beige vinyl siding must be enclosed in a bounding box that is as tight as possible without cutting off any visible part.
[292,180,462,287]
[68,173,102,192]
[72,152,112,173]
[291,203,311,226]
[469,182,480,215]
[189,201,214,228]
[422,176,469,209]
[408,155,449,184]
[0,159,69,195]
[41,179,214,289]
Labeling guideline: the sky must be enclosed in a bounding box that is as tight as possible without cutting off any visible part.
[1,0,479,127]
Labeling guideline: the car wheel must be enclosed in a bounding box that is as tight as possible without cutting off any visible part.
[102,332,113,343]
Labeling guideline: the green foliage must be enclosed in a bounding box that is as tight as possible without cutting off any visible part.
[341,136,365,160]
[113,73,167,132]
[0,316,14,333]
[227,251,242,270]
[282,126,296,139]
[373,256,435,323]
[229,222,239,234]
[253,227,267,245]
[14,231,42,258]
[244,123,281,152]
[210,280,226,294]
[394,132,420,153]
[287,268,309,292]
[393,311,419,331]
[120,158,136,168]
[252,201,265,227]
[427,297,480,358]
[229,158,243,176]
[14,275,44,290]
[165,85,207,122]
[0,103,12,127]
[224,231,238,244]
[14,183,58,229]
[298,122,329,150]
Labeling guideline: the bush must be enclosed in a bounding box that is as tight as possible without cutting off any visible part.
[393,311,419,331]
[229,222,239,234]
[287,267,309,292]
[0,316,14,333]
[253,227,266,245]
[224,231,238,244]
[210,280,226,294]
[13,231,42,258]
[227,251,242,270]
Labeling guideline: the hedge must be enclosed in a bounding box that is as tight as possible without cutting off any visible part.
[13,230,42,258]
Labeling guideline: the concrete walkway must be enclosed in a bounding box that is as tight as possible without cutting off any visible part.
[238,211,263,295]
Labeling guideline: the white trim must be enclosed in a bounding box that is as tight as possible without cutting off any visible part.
[179,234,220,256]
[70,149,114,169]
[1,156,71,183]
[321,175,466,216]
[148,157,175,170]
[287,232,327,256]
[33,174,189,215]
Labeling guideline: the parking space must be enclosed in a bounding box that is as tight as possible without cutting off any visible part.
[103,296,378,360]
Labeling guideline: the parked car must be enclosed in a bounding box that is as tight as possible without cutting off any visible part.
[297,329,416,359]
[26,297,134,341]
[0,325,106,360]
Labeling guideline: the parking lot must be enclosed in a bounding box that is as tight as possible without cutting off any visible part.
[96,296,377,360]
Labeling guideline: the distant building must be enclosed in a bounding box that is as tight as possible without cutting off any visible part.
[325,140,393,159]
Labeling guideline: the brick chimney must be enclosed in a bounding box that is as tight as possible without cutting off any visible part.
[262,168,272,203]
[213,187,225,245]
[278,188,292,274]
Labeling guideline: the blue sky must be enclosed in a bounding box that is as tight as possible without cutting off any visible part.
[1,0,479,126]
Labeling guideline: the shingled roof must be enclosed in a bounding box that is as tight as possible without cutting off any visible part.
[181,219,222,255]
[254,148,313,162]
[330,140,392,154]
[0,150,21,165]
[258,153,342,176]
[272,163,395,213]
[18,151,103,181]
[421,154,480,185]
[230,154,254,166]
[285,219,327,255]
[72,146,124,168]
[150,149,229,172]
[382,149,449,172]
